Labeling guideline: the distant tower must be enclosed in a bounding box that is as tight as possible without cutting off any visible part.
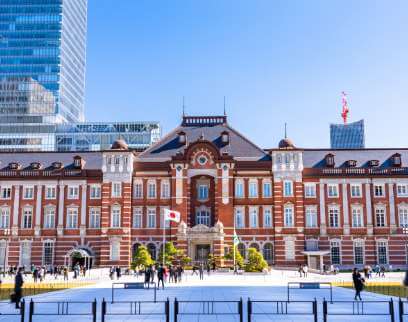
[330,92,365,149]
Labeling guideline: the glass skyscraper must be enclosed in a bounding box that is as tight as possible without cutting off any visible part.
[0,0,87,123]
[330,119,365,149]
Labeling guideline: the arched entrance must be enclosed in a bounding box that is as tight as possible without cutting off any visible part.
[64,248,94,270]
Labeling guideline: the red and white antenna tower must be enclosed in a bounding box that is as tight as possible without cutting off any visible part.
[341,91,349,124]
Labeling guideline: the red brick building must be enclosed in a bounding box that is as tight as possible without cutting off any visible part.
[1,115,407,271]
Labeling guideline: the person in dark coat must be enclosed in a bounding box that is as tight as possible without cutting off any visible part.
[144,266,151,288]
[157,265,165,289]
[14,267,24,308]
[352,268,365,300]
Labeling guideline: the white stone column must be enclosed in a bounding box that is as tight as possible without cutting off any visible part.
[12,185,20,233]
[80,184,87,237]
[57,184,65,234]
[389,183,396,229]
[365,183,373,235]
[35,185,42,236]
[175,164,183,205]
[221,164,229,204]
[342,183,350,235]
[319,183,327,235]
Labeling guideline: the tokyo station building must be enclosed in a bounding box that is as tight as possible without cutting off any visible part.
[1,115,408,271]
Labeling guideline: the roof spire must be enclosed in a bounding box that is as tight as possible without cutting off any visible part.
[223,96,226,116]
[284,122,287,139]
[182,96,186,117]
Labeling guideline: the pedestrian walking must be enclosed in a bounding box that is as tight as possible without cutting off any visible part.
[13,267,24,309]
[352,268,365,301]
[144,266,151,288]
[157,265,165,289]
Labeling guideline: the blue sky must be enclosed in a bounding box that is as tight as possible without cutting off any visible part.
[85,0,408,148]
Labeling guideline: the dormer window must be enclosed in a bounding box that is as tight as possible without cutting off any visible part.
[178,131,186,145]
[30,162,41,170]
[221,131,230,144]
[52,162,63,169]
[9,162,20,170]
[369,160,379,167]
[73,156,82,169]
[325,154,335,167]
[346,160,357,168]
[391,153,402,167]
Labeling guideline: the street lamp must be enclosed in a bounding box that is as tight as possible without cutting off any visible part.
[3,228,10,276]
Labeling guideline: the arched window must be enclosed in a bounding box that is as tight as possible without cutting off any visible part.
[132,243,141,258]
[249,243,259,251]
[263,243,274,262]
[147,243,156,260]
[237,243,246,258]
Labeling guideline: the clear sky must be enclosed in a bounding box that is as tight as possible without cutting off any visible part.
[85,0,408,149]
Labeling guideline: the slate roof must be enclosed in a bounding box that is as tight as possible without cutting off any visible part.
[302,149,408,168]
[137,116,269,162]
[0,152,102,170]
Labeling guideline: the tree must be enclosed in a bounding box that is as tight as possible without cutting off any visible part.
[245,247,268,272]
[132,245,154,269]
[224,245,244,269]
[158,242,178,266]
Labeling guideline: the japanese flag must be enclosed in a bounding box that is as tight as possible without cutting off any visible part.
[164,209,181,223]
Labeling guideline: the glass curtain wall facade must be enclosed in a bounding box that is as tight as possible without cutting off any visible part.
[0,0,87,123]
[330,119,365,149]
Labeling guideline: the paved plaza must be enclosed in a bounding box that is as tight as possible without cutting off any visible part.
[0,269,404,321]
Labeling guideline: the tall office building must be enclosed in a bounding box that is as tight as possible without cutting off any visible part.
[0,0,87,123]
[330,119,365,149]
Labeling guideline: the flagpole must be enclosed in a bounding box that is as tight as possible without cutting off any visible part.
[233,218,236,272]
[163,212,166,267]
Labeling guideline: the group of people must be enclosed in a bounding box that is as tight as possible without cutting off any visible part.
[298,264,309,277]
[109,266,122,280]
[142,264,185,289]
[362,265,387,279]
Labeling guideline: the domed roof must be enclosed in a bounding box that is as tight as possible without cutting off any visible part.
[278,138,295,149]
[111,139,128,150]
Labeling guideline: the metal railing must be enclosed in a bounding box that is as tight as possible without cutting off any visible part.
[28,299,97,322]
[287,282,333,302]
[0,299,25,322]
[174,298,243,322]
[248,298,317,322]
[101,297,169,322]
[323,298,395,322]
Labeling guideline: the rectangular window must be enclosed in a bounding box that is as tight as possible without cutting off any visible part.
[22,208,33,229]
[285,239,295,261]
[20,241,31,268]
[66,208,78,229]
[374,184,385,197]
[284,181,293,197]
[89,208,100,228]
[305,207,318,228]
[198,185,209,200]
[375,207,386,227]
[377,241,388,265]
[249,207,258,228]
[329,206,340,228]
[90,185,101,199]
[235,208,244,228]
[147,208,156,228]
[23,186,34,199]
[399,207,408,228]
[330,240,341,265]
[147,181,156,199]
[68,186,79,199]
[133,208,143,228]
[284,205,294,227]
[263,181,272,198]
[350,184,362,198]
[45,186,56,199]
[0,207,10,229]
[304,183,316,198]
[397,184,408,197]
[249,181,258,198]
[327,184,339,198]
[112,182,122,198]
[111,207,121,228]
[0,242,6,268]
[134,181,143,199]
[161,180,170,199]
[235,180,244,198]
[353,240,364,265]
[110,240,120,261]
[263,207,272,228]
[42,242,54,266]
[352,207,364,227]
[44,207,55,229]
[0,187,11,200]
